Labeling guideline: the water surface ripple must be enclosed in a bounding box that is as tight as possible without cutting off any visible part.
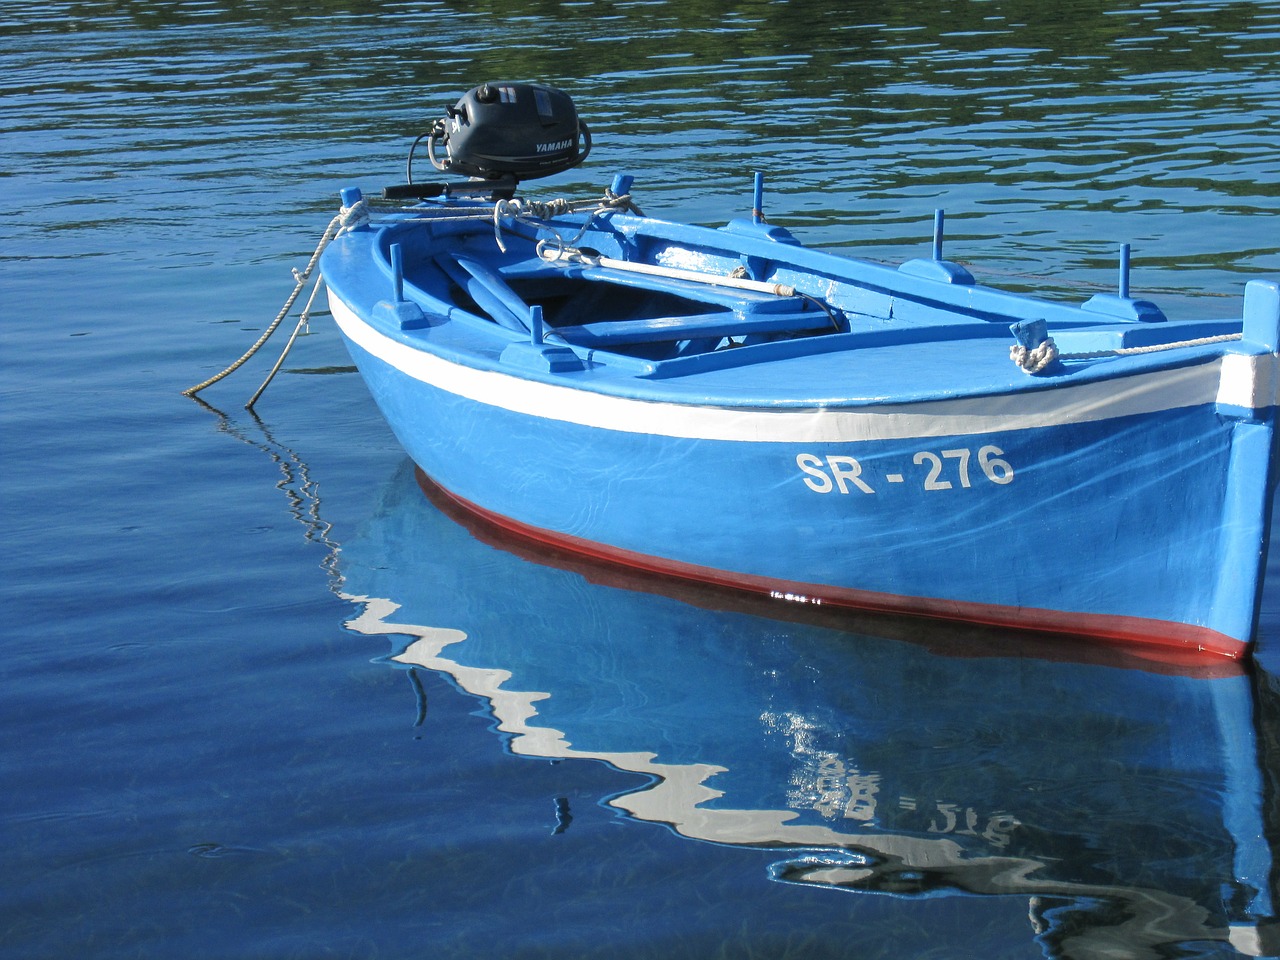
[3,2,1280,958]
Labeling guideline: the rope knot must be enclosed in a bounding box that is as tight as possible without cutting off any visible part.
[602,189,641,215]
[1008,318,1060,375]
[1010,338,1060,375]
[338,199,371,233]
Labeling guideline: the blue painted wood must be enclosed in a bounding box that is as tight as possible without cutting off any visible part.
[556,310,829,346]
[436,254,530,332]
[321,182,1279,658]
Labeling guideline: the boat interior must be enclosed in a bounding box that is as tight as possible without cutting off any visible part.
[374,212,1250,378]
[470,259,831,356]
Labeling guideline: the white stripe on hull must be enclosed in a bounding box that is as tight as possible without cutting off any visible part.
[332,297,1230,443]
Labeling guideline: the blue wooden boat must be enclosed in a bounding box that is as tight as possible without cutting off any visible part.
[320,82,1280,660]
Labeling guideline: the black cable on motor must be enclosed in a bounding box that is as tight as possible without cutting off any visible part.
[405,132,429,184]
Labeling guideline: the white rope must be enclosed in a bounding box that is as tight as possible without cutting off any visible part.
[184,190,630,400]
[1009,338,1060,374]
[1011,331,1244,375]
[1058,331,1242,360]
[492,190,635,253]
[183,199,368,399]
[246,274,327,411]
[337,198,370,233]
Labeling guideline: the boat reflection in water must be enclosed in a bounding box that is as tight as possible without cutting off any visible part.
[338,460,1278,960]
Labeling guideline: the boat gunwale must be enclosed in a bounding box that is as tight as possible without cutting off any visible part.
[323,219,1250,414]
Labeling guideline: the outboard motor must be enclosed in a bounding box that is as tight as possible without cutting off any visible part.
[432,82,591,180]
[386,82,591,199]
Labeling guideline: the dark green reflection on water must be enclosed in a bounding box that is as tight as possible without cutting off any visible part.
[13,0,1273,304]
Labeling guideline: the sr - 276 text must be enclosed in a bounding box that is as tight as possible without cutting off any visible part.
[796,446,1015,495]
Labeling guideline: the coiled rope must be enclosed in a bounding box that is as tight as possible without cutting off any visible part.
[182,199,370,400]
[492,188,639,253]
[1009,339,1060,375]
[1011,331,1244,375]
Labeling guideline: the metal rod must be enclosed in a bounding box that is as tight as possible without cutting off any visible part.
[562,252,795,297]
[1119,243,1131,299]
[933,209,945,261]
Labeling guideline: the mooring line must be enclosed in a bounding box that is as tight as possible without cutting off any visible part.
[182,188,633,406]
[182,200,368,399]
[245,273,327,411]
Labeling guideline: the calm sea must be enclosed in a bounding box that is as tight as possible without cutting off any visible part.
[4,1,1280,957]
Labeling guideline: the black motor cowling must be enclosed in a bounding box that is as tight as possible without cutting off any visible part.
[429,82,591,181]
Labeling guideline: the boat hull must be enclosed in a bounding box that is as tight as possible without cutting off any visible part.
[330,294,1273,658]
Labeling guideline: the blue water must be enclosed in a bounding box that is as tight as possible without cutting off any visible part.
[4,2,1280,957]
